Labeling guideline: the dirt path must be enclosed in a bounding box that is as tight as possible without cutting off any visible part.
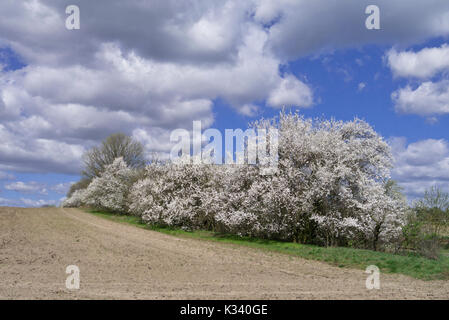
[0,207,447,299]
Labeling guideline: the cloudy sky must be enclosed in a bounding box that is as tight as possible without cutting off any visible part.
[0,0,448,207]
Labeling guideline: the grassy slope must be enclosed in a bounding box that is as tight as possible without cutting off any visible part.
[86,209,449,280]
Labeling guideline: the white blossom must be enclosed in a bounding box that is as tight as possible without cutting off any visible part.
[63,111,407,249]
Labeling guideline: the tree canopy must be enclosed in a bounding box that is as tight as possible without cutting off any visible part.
[82,133,146,179]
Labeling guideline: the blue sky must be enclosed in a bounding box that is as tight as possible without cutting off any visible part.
[215,43,449,133]
[1,1,449,206]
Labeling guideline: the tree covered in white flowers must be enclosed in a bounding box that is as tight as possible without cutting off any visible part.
[63,111,407,250]
[62,188,87,208]
[356,180,407,250]
[82,157,136,213]
[213,112,406,247]
[129,155,228,230]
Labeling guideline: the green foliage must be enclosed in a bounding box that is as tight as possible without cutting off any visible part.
[417,234,441,260]
[402,212,423,249]
[403,186,449,259]
[415,186,449,235]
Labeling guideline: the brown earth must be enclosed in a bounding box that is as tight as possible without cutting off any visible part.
[0,207,448,299]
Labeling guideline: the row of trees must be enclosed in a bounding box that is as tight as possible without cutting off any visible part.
[402,187,449,259]
[64,111,412,251]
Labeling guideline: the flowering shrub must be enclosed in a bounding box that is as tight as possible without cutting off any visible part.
[62,189,87,208]
[82,157,135,213]
[63,111,407,250]
[212,113,406,247]
[129,158,227,229]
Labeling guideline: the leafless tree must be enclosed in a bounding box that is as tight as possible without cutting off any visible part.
[67,178,92,198]
[82,133,146,179]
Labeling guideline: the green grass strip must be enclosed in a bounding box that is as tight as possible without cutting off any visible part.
[85,209,449,281]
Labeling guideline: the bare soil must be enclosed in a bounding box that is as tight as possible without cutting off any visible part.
[0,207,448,299]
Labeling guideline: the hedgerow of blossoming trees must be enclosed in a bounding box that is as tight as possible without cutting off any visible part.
[63,111,407,250]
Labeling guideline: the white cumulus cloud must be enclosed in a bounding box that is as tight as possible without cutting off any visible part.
[0,0,449,178]
[4,181,48,195]
[392,80,449,116]
[390,137,449,199]
[267,75,313,108]
[387,44,449,79]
